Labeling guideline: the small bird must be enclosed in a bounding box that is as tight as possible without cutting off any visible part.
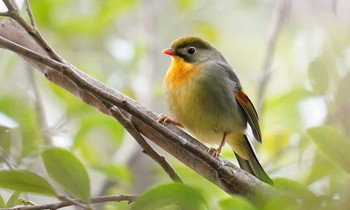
[158,36,272,184]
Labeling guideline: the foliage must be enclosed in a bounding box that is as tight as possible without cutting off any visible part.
[0,170,56,196]
[130,183,208,210]
[41,147,91,203]
[0,0,350,209]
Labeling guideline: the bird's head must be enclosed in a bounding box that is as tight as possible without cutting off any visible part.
[163,36,225,64]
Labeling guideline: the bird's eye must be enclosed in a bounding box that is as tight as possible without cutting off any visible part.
[187,47,196,55]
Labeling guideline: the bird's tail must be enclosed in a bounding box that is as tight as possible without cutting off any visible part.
[233,135,273,185]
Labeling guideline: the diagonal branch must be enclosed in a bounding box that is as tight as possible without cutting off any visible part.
[257,0,292,113]
[2,0,64,62]
[24,0,37,28]
[27,66,54,146]
[103,101,183,183]
[2,0,19,11]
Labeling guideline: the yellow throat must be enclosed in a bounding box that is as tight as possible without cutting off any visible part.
[165,56,200,88]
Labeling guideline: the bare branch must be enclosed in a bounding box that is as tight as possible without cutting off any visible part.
[0,12,10,16]
[7,195,137,210]
[0,33,65,71]
[57,196,91,210]
[2,0,19,11]
[104,102,183,183]
[27,66,54,146]
[257,0,291,112]
[24,0,36,28]
[1,0,63,62]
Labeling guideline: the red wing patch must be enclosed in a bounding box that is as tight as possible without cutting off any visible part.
[235,90,262,143]
[236,90,250,105]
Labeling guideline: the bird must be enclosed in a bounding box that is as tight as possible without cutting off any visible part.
[157,36,272,184]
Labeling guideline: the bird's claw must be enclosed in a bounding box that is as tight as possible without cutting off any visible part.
[208,147,221,158]
[157,113,183,127]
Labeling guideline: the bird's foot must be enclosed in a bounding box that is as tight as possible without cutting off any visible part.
[208,147,222,158]
[208,133,227,158]
[157,113,183,127]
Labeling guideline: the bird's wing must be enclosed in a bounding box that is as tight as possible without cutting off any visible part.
[215,61,242,91]
[235,90,262,143]
[208,61,262,142]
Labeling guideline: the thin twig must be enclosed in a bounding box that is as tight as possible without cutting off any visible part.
[57,196,91,210]
[1,0,64,62]
[256,0,291,113]
[103,102,183,183]
[7,195,137,210]
[2,0,19,11]
[0,35,66,72]
[130,116,183,183]
[24,0,36,28]
[27,66,54,146]
[0,12,10,16]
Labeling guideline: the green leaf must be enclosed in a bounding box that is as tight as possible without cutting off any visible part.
[307,126,350,174]
[0,194,5,208]
[273,178,315,200]
[130,183,208,210]
[41,147,91,203]
[0,170,56,196]
[262,194,299,210]
[219,196,257,210]
[6,192,20,208]
[0,96,42,156]
[306,154,340,184]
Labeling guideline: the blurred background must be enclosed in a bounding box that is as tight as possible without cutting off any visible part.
[0,0,350,209]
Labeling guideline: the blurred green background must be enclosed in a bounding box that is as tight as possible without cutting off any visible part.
[0,0,350,209]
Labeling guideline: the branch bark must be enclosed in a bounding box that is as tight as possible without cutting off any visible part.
[0,4,278,206]
[7,195,137,210]
[103,101,183,183]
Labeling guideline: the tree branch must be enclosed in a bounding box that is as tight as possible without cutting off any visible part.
[27,66,54,146]
[7,194,137,210]
[2,0,19,11]
[24,0,37,28]
[103,102,183,183]
[0,2,279,206]
[2,0,63,62]
[257,0,291,112]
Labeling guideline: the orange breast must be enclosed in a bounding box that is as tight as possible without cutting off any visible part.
[165,56,200,88]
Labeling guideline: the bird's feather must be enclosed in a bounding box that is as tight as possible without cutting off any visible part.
[235,90,262,143]
[234,135,273,184]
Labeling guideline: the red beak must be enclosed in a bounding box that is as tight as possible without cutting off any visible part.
[163,48,177,56]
